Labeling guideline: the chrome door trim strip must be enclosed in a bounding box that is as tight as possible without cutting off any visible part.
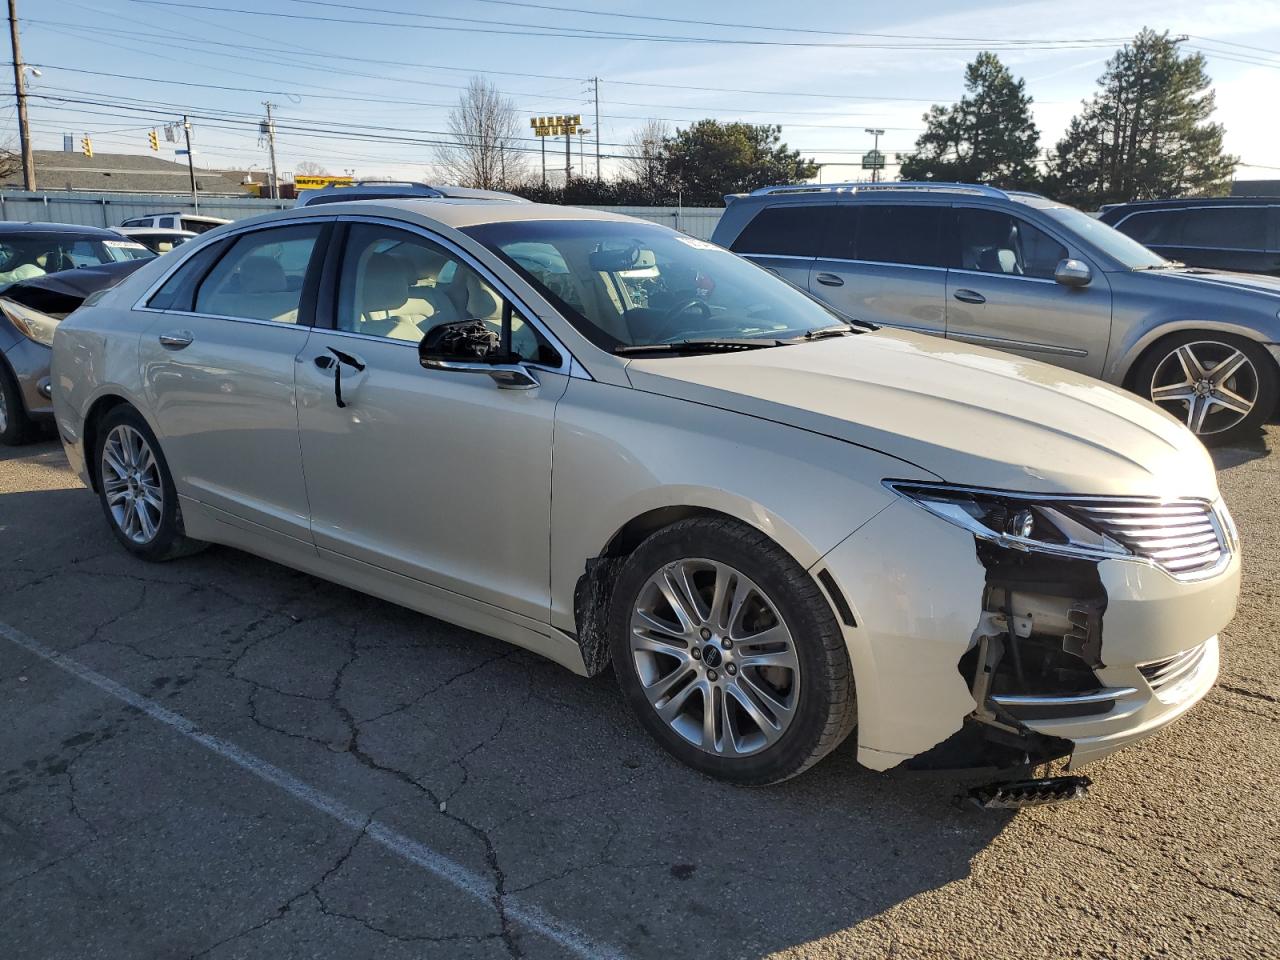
[947,330,1089,357]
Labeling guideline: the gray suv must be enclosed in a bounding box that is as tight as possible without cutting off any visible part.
[712,182,1280,442]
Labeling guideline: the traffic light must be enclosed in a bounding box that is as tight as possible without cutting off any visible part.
[81,135,93,158]
[148,129,159,151]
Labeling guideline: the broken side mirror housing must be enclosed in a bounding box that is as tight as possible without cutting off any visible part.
[1053,258,1092,288]
[418,319,540,390]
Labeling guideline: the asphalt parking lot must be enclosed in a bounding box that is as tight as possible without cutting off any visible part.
[1,428,1277,960]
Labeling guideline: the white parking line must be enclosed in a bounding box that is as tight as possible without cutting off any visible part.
[0,619,625,960]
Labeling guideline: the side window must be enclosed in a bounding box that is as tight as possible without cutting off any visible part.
[193,225,322,323]
[1180,208,1268,251]
[822,205,860,260]
[336,223,557,365]
[147,238,232,310]
[730,205,832,257]
[855,205,947,267]
[956,209,1066,279]
[1116,210,1183,246]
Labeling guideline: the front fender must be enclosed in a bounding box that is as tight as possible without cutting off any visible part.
[549,378,938,631]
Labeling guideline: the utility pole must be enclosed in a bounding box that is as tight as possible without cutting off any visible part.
[7,0,35,190]
[592,76,600,180]
[540,136,545,187]
[565,126,571,184]
[578,127,590,178]
[262,102,280,201]
[182,115,198,212]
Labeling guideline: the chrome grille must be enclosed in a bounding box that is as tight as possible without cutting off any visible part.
[1073,500,1226,577]
[1139,643,1209,691]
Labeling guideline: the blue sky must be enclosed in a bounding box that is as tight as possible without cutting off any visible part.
[12,0,1280,184]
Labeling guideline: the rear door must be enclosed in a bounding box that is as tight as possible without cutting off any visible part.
[944,206,1111,377]
[1176,207,1277,274]
[806,202,949,335]
[138,221,329,543]
[728,203,833,290]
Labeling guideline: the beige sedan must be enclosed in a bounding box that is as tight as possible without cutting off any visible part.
[50,200,1240,786]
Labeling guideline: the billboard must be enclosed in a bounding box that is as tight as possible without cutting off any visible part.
[294,175,355,189]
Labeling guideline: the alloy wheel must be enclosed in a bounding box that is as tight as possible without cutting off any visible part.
[629,558,801,757]
[0,384,7,434]
[1149,341,1259,436]
[101,424,164,544]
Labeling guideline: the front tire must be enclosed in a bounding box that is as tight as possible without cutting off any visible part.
[608,517,856,784]
[1134,333,1277,445]
[93,405,206,561]
[0,358,37,446]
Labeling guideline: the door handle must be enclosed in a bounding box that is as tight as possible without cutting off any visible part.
[315,348,366,408]
[953,289,986,304]
[815,272,844,287]
[158,330,193,349]
[314,354,335,370]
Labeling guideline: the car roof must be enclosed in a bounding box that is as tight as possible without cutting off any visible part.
[285,197,644,229]
[1103,197,1280,212]
[115,226,198,236]
[0,221,126,236]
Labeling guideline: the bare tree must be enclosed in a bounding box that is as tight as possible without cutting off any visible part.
[620,119,672,184]
[433,77,527,189]
[294,160,331,176]
[0,142,22,182]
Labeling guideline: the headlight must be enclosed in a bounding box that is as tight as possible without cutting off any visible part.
[1,298,59,348]
[885,481,1131,562]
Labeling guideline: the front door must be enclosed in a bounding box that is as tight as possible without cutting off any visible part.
[945,207,1112,377]
[139,222,327,542]
[296,220,569,622]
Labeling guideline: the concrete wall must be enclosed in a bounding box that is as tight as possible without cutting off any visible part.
[0,191,725,239]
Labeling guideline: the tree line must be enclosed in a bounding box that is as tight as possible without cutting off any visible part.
[431,29,1237,210]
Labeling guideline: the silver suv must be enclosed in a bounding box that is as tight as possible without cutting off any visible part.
[712,182,1280,442]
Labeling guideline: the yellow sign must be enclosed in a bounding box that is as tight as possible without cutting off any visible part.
[529,115,582,137]
[294,175,355,189]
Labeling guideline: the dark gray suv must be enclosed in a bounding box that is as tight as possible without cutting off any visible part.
[712,182,1280,442]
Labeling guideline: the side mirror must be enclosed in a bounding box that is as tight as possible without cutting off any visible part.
[1054,258,1092,288]
[418,319,539,390]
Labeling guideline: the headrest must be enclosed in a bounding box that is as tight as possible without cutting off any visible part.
[239,256,286,293]
[361,253,411,313]
[464,271,498,319]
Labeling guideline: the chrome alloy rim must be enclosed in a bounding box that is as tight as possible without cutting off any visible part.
[1150,341,1259,436]
[0,383,7,433]
[101,425,164,544]
[629,559,800,757]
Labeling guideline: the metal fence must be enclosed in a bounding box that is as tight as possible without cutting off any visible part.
[0,191,725,239]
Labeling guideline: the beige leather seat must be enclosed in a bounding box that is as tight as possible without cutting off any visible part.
[203,255,300,322]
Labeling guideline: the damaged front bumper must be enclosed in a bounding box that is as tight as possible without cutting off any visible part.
[816,495,1239,773]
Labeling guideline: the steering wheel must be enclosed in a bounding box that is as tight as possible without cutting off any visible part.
[651,297,712,343]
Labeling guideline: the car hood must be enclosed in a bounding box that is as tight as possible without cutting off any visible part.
[1152,266,1280,298]
[623,329,1219,499]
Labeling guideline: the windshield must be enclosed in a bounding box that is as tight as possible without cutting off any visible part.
[1042,206,1168,270]
[463,219,848,350]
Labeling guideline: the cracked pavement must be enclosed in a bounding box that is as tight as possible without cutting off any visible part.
[0,427,1277,959]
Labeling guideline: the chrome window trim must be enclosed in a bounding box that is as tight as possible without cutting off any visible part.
[947,331,1088,357]
[331,213,583,379]
[304,326,572,378]
[132,215,339,310]
[947,267,1059,286]
[741,253,816,262]
[808,256,949,274]
[1113,204,1279,230]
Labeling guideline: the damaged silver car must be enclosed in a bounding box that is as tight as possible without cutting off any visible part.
[50,200,1240,787]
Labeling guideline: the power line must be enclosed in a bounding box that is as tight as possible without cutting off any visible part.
[123,0,1130,51]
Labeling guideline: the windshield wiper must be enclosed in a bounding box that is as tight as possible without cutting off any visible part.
[1133,261,1183,270]
[614,338,789,356]
[797,324,857,341]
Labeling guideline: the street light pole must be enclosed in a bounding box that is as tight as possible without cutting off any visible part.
[262,102,280,201]
[7,0,35,190]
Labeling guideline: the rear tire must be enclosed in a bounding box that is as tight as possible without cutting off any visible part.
[1133,332,1277,446]
[0,358,37,446]
[608,517,856,784]
[93,405,207,561]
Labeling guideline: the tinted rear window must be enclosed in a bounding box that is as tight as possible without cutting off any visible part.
[1115,210,1184,245]
[855,205,947,267]
[730,204,831,257]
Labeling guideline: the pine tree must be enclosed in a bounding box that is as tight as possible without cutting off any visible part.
[1047,30,1237,208]
[898,52,1041,189]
